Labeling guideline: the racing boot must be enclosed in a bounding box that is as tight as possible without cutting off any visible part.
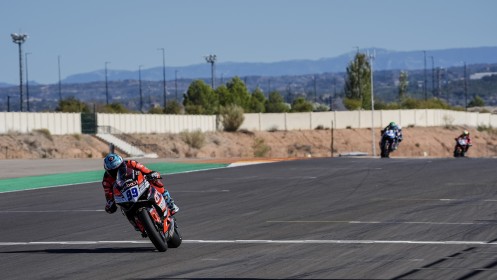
[163,190,179,215]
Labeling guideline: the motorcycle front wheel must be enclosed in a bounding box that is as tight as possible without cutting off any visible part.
[454,147,463,157]
[380,141,390,158]
[137,208,168,252]
[167,218,182,248]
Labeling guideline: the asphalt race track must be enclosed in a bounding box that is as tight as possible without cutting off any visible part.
[1,157,497,279]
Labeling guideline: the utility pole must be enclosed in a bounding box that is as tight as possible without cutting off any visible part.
[175,70,178,101]
[431,56,435,97]
[25,52,31,111]
[423,51,427,100]
[464,62,468,111]
[7,96,12,112]
[58,55,62,102]
[313,75,317,103]
[105,61,110,105]
[368,49,376,157]
[158,48,167,109]
[139,65,144,112]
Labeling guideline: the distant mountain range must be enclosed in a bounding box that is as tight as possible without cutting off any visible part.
[2,46,497,86]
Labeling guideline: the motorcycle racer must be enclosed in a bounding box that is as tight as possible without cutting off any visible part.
[454,130,472,154]
[102,153,179,215]
[381,122,403,150]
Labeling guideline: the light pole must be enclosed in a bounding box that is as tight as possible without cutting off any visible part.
[205,54,216,89]
[105,61,110,105]
[58,55,62,102]
[464,62,468,111]
[158,48,167,108]
[313,75,317,103]
[430,56,435,97]
[11,33,28,112]
[175,70,178,101]
[7,96,12,112]
[368,49,376,157]
[423,51,427,100]
[139,65,143,112]
[25,52,31,111]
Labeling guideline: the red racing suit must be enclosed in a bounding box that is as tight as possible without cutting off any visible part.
[102,160,164,203]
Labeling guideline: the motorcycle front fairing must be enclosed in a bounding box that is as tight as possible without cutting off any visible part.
[383,130,399,149]
[457,138,468,147]
[113,172,170,234]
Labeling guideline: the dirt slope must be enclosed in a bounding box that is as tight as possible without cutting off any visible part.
[1,126,496,160]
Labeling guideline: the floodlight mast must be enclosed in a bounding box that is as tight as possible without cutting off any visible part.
[11,33,28,112]
[205,54,216,89]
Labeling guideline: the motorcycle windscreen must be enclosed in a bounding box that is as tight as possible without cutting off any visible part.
[385,129,396,138]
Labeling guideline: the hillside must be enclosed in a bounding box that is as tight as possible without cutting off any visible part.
[1,126,496,160]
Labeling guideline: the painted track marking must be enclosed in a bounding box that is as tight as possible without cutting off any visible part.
[1,239,497,246]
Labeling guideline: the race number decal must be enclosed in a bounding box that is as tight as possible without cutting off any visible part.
[125,186,140,201]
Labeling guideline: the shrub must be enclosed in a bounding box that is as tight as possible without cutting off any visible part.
[443,115,455,129]
[268,126,279,132]
[33,128,53,141]
[180,130,205,149]
[343,97,362,110]
[220,104,245,132]
[253,137,271,157]
[72,134,82,141]
[239,129,255,136]
[478,125,497,135]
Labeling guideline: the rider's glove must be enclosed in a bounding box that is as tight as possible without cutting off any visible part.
[146,171,164,188]
[105,199,117,214]
[146,171,162,180]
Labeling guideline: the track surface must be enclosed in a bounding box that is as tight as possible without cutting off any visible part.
[1,157,497,279]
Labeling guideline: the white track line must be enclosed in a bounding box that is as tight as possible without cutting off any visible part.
[1,239,497,246]
[0,210,104,213]
[267,220,497,225]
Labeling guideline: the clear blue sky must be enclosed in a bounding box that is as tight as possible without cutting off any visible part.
[1,0,496,84]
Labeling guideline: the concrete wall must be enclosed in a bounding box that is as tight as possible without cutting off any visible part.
[96,113,217,134]
[1,109,496,135]
[0,112,81,135]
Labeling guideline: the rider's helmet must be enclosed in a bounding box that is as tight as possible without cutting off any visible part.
[463,130,469,136]
[389,122,397,129]
[104,153,124,177]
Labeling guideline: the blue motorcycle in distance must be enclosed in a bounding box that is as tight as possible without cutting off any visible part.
[380,129,399,158]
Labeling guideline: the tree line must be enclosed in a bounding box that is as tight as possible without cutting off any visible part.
[56,52,489,114]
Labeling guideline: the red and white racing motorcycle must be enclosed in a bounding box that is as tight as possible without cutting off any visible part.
[113,168,181,252]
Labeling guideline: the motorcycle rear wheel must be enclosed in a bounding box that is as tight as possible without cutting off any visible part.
[137,209,168,252]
